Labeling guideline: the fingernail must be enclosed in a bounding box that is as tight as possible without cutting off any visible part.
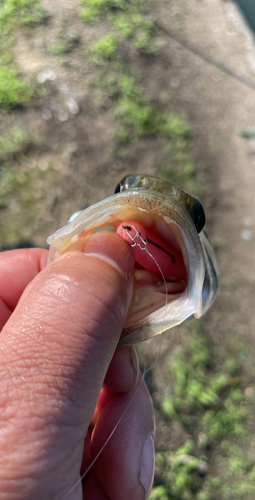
[139,434,155,500]
[83,231,135,280]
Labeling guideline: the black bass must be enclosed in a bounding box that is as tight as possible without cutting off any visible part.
[47,174,218,346]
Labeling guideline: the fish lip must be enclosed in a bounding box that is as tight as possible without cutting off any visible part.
[47,189,194,246]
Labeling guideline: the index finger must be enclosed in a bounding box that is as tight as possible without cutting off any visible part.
[0,248,49,329]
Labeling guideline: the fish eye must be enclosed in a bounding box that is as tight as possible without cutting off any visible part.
[123,175,138,190]
[192,200,206,233]
[114,175,138,194]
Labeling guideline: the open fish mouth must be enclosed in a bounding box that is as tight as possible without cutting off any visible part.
[47,174,218,346]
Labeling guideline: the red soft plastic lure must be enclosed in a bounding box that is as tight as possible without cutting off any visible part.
[117,220,187,281]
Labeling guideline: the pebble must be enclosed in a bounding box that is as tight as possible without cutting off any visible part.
[58,111,69,122]
[42,109,52,120]
[241,229,254,241]
[58,82,70,94]
[38,160,49,171]
[170,77,180,88]
[245,387,254,398]
[198,431,208,447]
[226,28,235,36]
[65,96,79,114]
[37,68,56,84]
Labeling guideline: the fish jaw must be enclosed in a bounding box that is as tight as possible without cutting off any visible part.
[47,189,206,345]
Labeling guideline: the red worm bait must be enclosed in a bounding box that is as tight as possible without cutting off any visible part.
[116,220,187,281]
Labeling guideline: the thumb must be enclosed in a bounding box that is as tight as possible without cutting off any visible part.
[0,231,134,499]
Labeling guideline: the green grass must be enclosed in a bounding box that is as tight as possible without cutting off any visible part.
[51,42,71,55]
[82,0,197,190]
[0,0,46,109]
[95,66,191,139]
[0,66,33,108]
[80,0,128,23]
[81,0,155,52]
[85,0,195,187]
[0,127,36,161]
[0,0,45,31]
[149,320,253,500]
[162,323,249,436]
[0,153,57,245]
[91,35,118,60]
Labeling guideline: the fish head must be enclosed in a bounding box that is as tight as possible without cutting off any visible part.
[47,174,218,345]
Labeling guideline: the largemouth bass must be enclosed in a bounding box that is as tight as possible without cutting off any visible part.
[47,174,218,346]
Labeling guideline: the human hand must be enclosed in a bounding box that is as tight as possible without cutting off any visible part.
[0,232,155,500]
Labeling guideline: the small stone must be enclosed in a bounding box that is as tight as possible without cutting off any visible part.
[241,229,254,241]
[65,96,79,114]
[44,68,56,81]
[197,461,208,476]
[49,100,59,111]
[58,111,68,122]
[243,217,253,226]
[212,74,221,82]
[58,82,70,94]
[170,78,180,88]
[245,387,254,398]
[38,160,49,171]
[236,67,245,76]
[37,71,47,84]
[42,109,52,120]
[245,97,255,107]
[37,68,56,84]
[198,432,208,448]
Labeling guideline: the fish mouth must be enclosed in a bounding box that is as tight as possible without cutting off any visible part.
[48,189,205,345]
[116,214,188,329]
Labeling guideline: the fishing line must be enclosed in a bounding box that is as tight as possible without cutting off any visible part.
[122,223,168,310]
[62,224,169,500]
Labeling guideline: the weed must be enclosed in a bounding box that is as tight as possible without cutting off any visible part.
[96,67,191,141]
[114,14,134,36]
[83,0,196,189]
[114,10,153,50]
[80,0,126,23]
[0,67,33,108]
[51,42,71,55]
[0,127,37,161]
[81,0,154,52]
[0,155,58,247]
[149,485,169,500]
[153,442,206,499]
[91,35,118,60]
[159,113,191,139]
[0,0,47,109]
[156,320,253,499]
[0,0,46,31]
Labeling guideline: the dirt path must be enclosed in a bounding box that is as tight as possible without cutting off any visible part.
[159,0,255,353]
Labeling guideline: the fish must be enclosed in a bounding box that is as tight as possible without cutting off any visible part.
[47,174,219,346]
